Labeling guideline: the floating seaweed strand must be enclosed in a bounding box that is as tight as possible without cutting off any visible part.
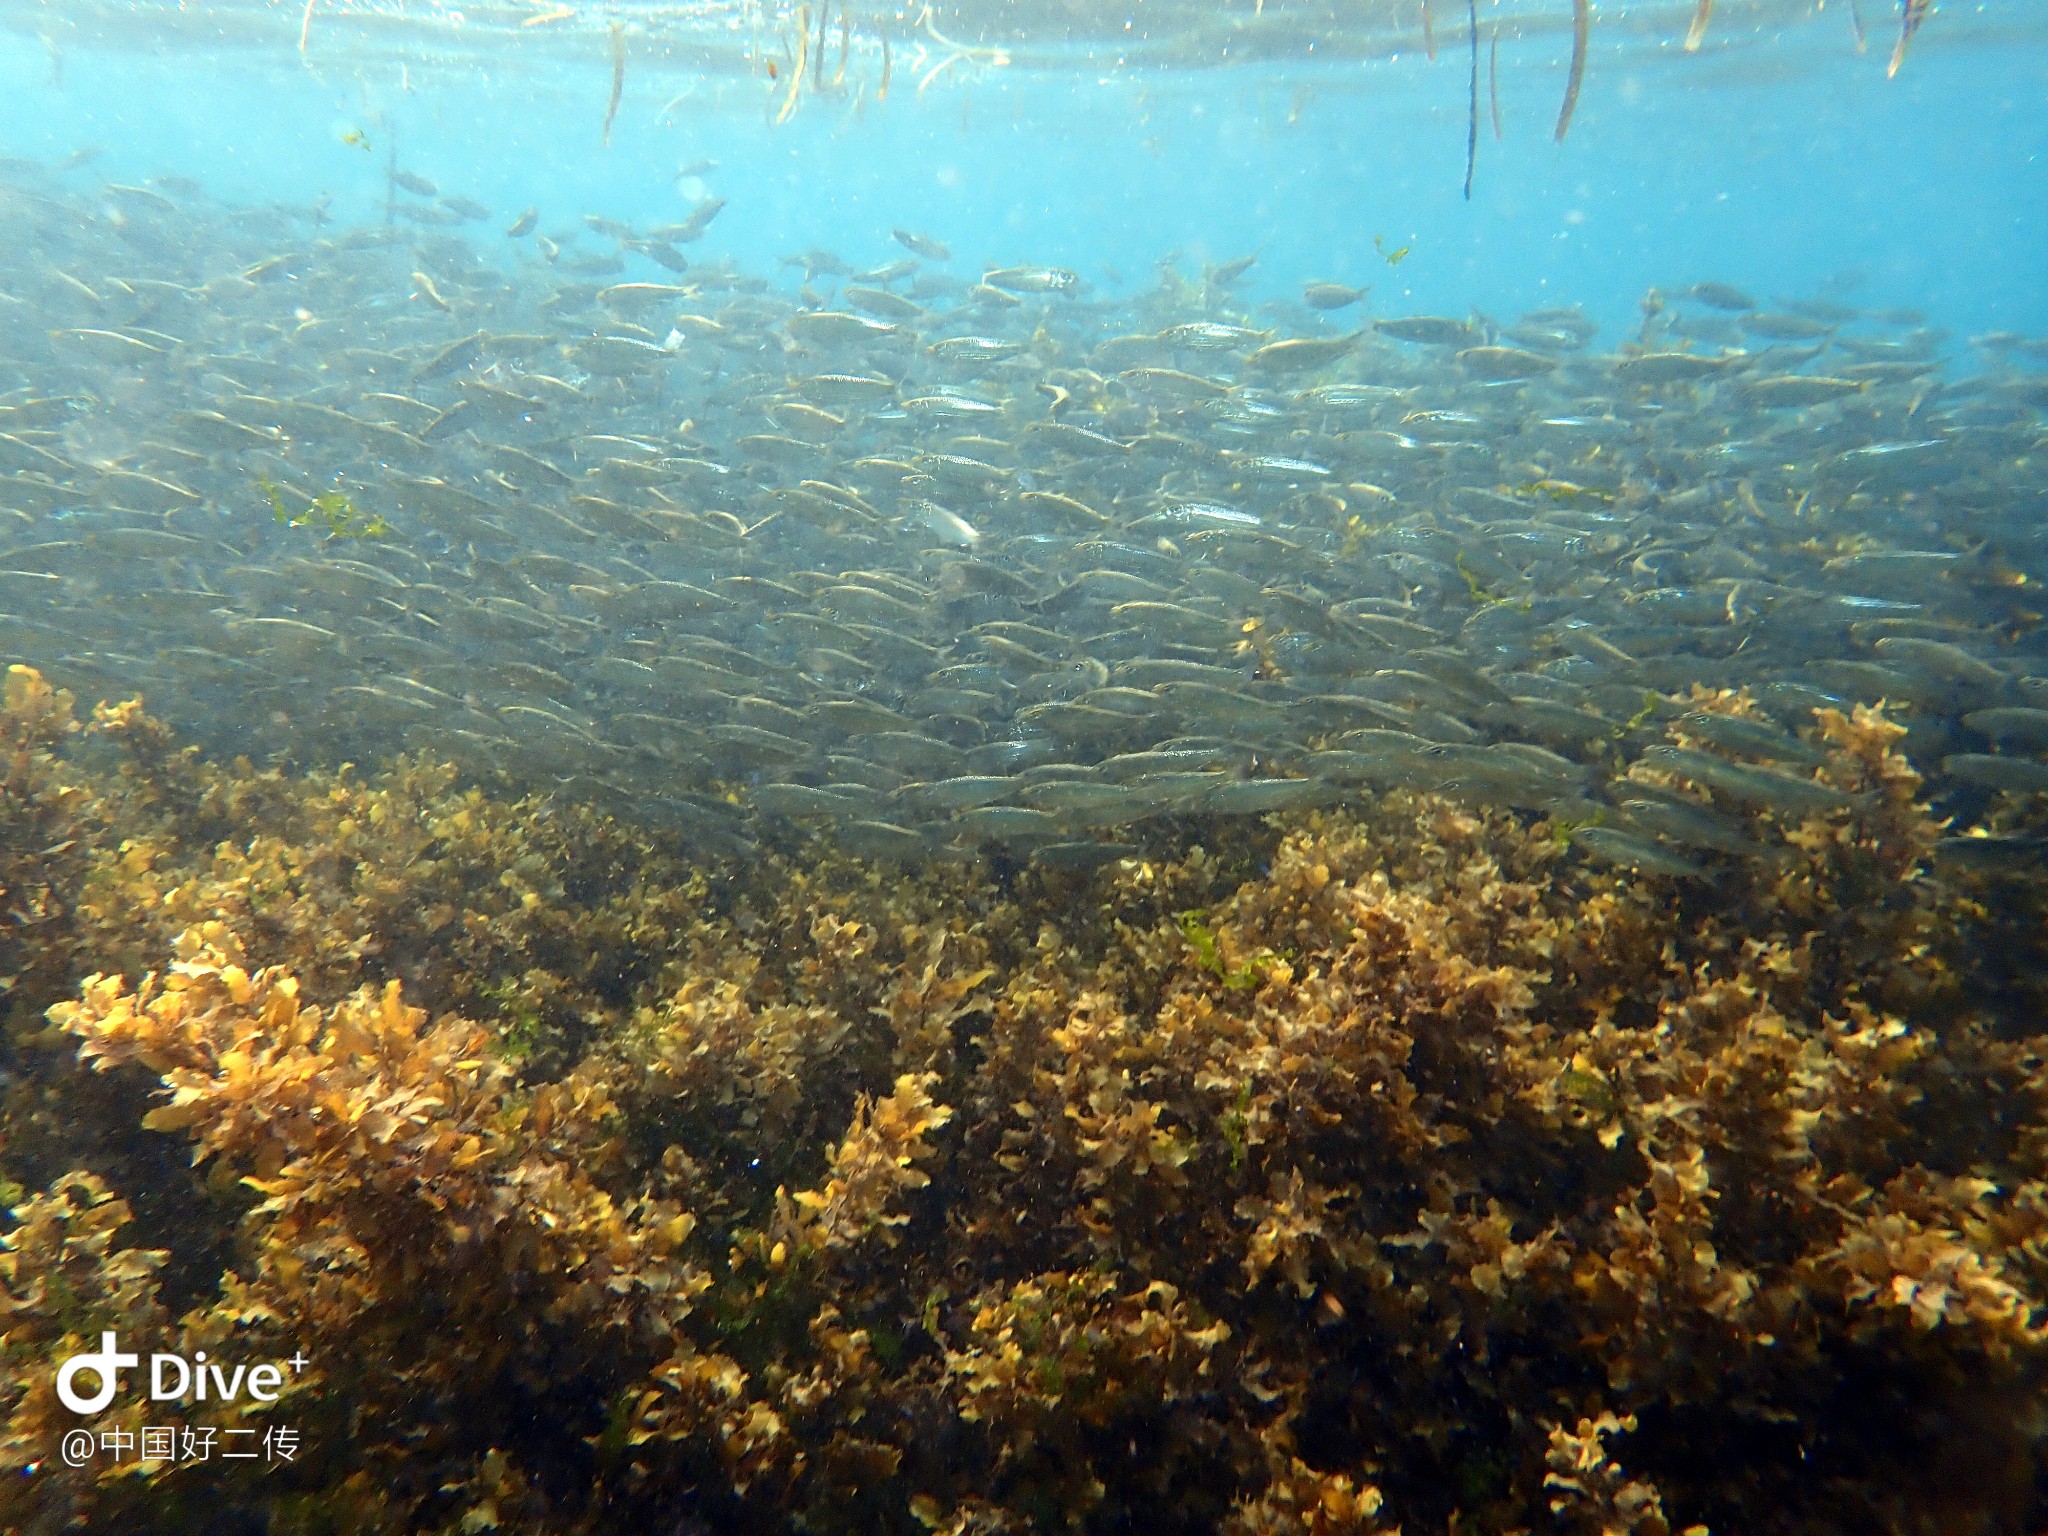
[1554,0,1589,141]
[776,3,810,123]
[1684,0,1713,52]
[751,1,908,123]
[914,6,1013,96]
[601,20,626,147]
[1489,25,1501,138]
[1887,0,1931,76]
[1463,0,1478,198]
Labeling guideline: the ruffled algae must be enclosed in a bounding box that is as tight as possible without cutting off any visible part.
[1,665,2045,1533]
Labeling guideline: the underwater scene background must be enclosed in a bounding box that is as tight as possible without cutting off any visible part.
[0,1,2046,1531]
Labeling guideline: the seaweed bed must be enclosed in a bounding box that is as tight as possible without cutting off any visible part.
[1,662,2045,1534]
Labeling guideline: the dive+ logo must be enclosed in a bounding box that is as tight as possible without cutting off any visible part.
[55,1334,308,1415]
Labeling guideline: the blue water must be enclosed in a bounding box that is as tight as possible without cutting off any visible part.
[0,7,2041,346]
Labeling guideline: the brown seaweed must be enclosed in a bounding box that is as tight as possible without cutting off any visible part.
[1684,0,1713,52]
[0,672,2044,1534]
[1556,0,1591,141]
[1489,25,1502,138]
[601,21,626,147]
[1888,0,1931,77]
[1463,0,1479,199]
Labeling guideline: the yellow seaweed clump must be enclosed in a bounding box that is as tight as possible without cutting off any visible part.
[945,1271,1231,1524]
[0,679,2043,1533]
[0,666,89,1027]
[792,1072,955,1252]
[1543,1412,1687,1536]
[40,929,714,1527]
[0,1172,167,1523]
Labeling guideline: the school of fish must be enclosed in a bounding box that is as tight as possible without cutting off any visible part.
[3,156,2047,877]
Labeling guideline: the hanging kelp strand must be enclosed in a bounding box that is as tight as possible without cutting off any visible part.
[1489,27,1502,138]
[1887,0,1931,77]
[1463,0,1479,198]
[1684,0,1713,51]
[601,22,626,147]
[1555,0,1589,141]
[776,4,811,122]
